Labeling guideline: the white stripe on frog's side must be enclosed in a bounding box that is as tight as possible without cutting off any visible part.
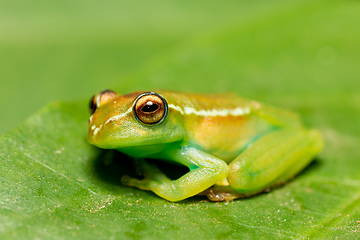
[168,104,251,117]
[91,102,256,136]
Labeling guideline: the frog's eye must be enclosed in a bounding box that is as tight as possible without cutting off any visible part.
[133,92,168,125]
[89,90,117,114]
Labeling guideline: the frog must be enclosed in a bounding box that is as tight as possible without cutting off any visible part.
[88,90,323,202]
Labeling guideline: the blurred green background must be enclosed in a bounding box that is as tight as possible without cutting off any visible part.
[1,0,359,136]
[1,1,360,238]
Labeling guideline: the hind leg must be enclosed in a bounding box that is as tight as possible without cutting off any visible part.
[201,128,323,201]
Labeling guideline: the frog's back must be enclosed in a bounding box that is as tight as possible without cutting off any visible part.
[159,91,252,112]
[156,91,272,161]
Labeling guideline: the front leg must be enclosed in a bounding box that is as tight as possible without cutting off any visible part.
[121,145,229,202]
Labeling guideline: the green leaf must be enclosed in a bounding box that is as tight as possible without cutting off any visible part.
[1,0,360,239]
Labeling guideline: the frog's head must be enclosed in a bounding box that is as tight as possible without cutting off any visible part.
[88,90,185,155]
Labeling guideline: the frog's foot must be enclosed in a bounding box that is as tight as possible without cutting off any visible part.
[199,180,289,201]
[121,159,171,191]
[198,186,248,202]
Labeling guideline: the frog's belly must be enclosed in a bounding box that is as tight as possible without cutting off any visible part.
[190,115,273,163]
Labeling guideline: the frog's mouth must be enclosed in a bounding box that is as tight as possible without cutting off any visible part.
[88,124,180,151]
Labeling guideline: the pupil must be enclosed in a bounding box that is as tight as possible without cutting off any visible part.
[141,101,159,112]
